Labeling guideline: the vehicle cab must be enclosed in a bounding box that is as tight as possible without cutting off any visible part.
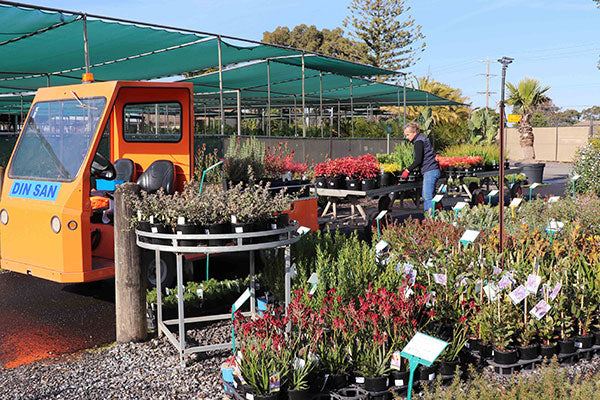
[0,80,194,283]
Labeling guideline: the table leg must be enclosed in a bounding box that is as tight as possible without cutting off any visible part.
[176,253,185,365]
[321,201,331,217]
[250,250,256,318]
[332,201,337,219]
[356,204,367,222]
[155,249,163,338]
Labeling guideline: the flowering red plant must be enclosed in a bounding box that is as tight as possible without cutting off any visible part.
[435,155,483,169]
[264,142,308,178]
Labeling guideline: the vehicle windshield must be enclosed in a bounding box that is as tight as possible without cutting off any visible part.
[9,96,107,182]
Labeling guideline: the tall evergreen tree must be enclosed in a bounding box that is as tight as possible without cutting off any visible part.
[343,0,425,71]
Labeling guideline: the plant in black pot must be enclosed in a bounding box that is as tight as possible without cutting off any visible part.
[573,266,597,351]
[438,317,469,377]
[516,318,540,361]
[223,136,266,186]
[379,163,400,187]
[354,342,391,393]
[356,154,380,191]
[124,188,157,242]
[538,312,558,360]
[286,352,317,400]
[556,283,577,355]
[490,300,518,365]
[200,184,231,246]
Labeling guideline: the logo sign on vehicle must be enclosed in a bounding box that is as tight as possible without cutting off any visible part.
[8,180,61,201]
[507,114,522,123]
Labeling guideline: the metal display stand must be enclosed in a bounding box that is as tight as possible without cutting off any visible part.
[315,181,423,223]
[439,167,523,205]
[136,221,301,364]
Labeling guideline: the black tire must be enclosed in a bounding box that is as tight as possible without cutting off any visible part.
[510,182,523,199]
[468,182,479,195]
[471,189,485,207]
[142,251,176,288]
[378,195,392,212]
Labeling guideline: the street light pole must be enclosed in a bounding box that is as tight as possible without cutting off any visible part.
[498,56,513,265]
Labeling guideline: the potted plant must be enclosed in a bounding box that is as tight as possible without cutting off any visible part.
[439,317,469,376]
[354,342,391,392]
[313,161,329,188]
[238,338,290,400]
[491,300,517,365]
[380,163,400,186]
[538,312,558,359]
[287,353,317,400]
[516,318,540,361]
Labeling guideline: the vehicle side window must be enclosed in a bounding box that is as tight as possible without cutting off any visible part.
[123,102,181,143]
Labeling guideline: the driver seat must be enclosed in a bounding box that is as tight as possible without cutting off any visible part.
[136,160,175,194]
[114,158,135,182]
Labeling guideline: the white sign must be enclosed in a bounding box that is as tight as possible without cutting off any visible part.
[401,332,448,365]
[530,182,540,189]
[548,196,560,204]
[487,190,499,198]
[453,202,468,211]
[460,230,480,243]
[376,210,388,220]
[375,240,390,254]
[546,220,564,233]
[530,300,551,320]
[307,272,319,285]
[297,226,311,235]
[232,288,252,312]
[510,197,523,207]
[508,285,529,305]
[571,174,581,181]
[432,195,444,203]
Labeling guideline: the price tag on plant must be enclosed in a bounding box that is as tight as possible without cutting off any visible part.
[433,273,447,286]
[375,240,390,254]
[508,285,529,305]
[530,300,551,320]
[459,230,480,244]
[488,190,499,198]
[493,266,502,275]
[546,220,564,233]
[483,283,499,301]
[548,196,560,204]
[571,174,581,181]
[376,210,388,220]
[196,288,203,299]
[432,194,444,203]
[297,226,311,235]
[525,274,542,294]
[232,288,252,312]
[390,350,402,370]
[497,275,513,290]
[453,201,468,211]
[550,282,562,300]
[294,357,306,371]
[268,371,280,392]
[404,287,414,299]
[401,332,449,365]
[510,197,523,207]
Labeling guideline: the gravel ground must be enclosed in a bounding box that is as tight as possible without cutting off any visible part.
[0,322,231,400]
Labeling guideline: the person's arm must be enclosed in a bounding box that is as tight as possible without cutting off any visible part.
[406,140,424,172]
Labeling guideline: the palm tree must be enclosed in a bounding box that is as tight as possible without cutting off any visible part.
[505,78,550,161]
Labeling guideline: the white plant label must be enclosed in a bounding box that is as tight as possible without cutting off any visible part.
[401,332,449,365]
[177,216,185,225]
[235,226,244,233]
[232,288,251,312]
[307,272,319,285]
[375,240,390,254]
[488,190,499,197]
[530,300,551,320]
[572,174,581,181]
[297,226,311,235]
[483,283,499,301]
[433,273,447,286]
[196,288,203,299]
[460,230,480,243]
[453,201,468,211]
[508,285,529,305]
[376,210,388,220]
[525,274,542,294]
[510,197,523,207]
[432,194,444,203]
[550,282,562,300]
[548,196,560,204]
[390,350,402,370]
[404,287,414,299]
[530,182,540,189]
[497,275,513,291]
[290,263,297,280]
[493,266,502,275]
[546,220,564,233]
[231,215,237,224]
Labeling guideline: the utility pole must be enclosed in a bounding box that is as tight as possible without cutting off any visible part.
[477,58,497,109]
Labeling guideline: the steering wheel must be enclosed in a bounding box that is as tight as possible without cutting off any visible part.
[91,152,116,180]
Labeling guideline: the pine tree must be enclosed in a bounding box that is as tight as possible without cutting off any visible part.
[343,0,425,71]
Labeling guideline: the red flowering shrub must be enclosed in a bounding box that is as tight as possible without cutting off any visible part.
[264,142,308,178]
[436,155,483,169]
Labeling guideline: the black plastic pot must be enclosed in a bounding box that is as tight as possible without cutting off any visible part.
[254,393,279,400]
[175,223,197,247]
[380,172,396,187]
[364,376,388,392]
[327,176,345,189]
[493,348,518,365]
[346,178,361,191]
[325,374,348,390]
[315,176,327,188]
[207,222,230,246]
[137,220,151,243]
[466,338,481,352]
[231,222,254,245]
[576,334,594,349]
[558,339,576,354]
[540,344,558,359]
[517,344,540,360]
[252,220,271,244]
[440,360,460,376]
[288,389,312,400]
[417,364,437,381]
[594,331,600,345]
[361,178,377,191]
[150,222,171,245]
[390,370,409,387]
[479,343,494,359]
[522,162,545,184]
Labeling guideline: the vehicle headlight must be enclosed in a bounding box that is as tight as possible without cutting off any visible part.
[0,209,8,225]
[51,216,61,233]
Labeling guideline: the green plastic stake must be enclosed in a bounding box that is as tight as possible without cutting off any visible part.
[199,160,223,195]
[402,354,421,400]
[206,253,210,282]
[529,187,533,201]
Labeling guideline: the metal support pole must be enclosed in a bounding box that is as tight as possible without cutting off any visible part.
[555,120,559,161]
[203,103,207,134]
[20,94,23,125]
[350,78,354,137]
[301,52,306,137]
[217,36,225,135]
[498,56,513,265]
[403,74,407,126]
[237,90,242,136]
[293,95,298,136]
[267,59,271,136]
[337,101,341,137]
[82,15,90,74]
[250,251,256,317]
[284,245,291,316]
[397,87,401,131]
[46,74,50,87]
[319,72,324,138]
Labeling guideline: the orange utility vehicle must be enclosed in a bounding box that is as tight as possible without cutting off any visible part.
[0,78,318,286]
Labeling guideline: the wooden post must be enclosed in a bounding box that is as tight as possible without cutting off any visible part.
[114,182,147,342]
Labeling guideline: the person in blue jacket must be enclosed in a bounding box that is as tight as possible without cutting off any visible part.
[400,122,440,215]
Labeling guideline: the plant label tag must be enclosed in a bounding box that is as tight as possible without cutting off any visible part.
[395,379,405,386]
[510,197,523,207]
[508,285,529,305]
[231,215,237,224]
[453,201,468,211]
[309,283,318,295]
[235,226,244,234]
[572,174,581,181]
[433,273,447,286]
[550,282,562,300]
[297,226,311,235]
[307,273,319,285]
[525,274,542,294]
[294,357,306,371]
[497,275,513,291]
[441,184,447,193]
[545,220,564,233]
[137,210,142,219]
[404,287,414,299]
[177,216,185,225]
[390,350,402,370]
[400,332,449,365]
[483,283,499,301]
[376,210,388,220]
[530,300,551,320]
[245,393,254,400]
[375,240,390,254]
[205,228,210,234]
[271,223,277,230]
[151,226,158,233]
[232,288,251,312]
[196,288,203,299]
[290,263,297,280]
[488,190,499,197]
[474,280,483,295]
[459,230,480,244]
[493,266,502,275]
[432,194,444,203]
[355,376,365,384]
[149,215,155,224]
[548,196,560,204]
[529,182,539,190]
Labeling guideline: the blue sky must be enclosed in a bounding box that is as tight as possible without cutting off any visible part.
[33,0,600,112]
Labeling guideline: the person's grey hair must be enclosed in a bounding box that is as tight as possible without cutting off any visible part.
[404,122,420,133]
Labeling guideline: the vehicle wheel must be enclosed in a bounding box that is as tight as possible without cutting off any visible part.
[511,182,523,198]
[468,182,479,196]
[378,195,392,212]
[471,189,485,207]
[142,251,176,288]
